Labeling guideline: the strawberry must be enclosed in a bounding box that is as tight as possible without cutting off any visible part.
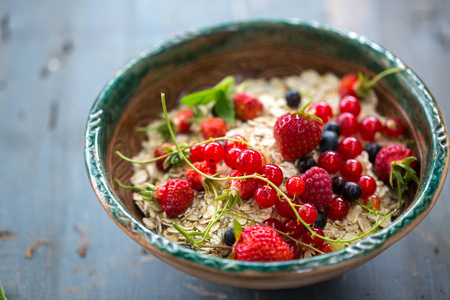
[273,108,322,161]
[173,109,194,133]
[185,161,217,191]
[233,225,293,262]
[300,167,333,209]
[154,143,175,172]
[201,117,227,139]
[229,170,259,200]
[374,144,418,209]
[232,92,263,121]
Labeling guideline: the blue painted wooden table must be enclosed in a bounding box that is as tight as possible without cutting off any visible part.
[1,1,449,299]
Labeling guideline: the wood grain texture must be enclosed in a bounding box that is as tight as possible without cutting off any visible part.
[0,0,449,299]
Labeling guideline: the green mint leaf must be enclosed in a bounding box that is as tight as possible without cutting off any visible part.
[180,76,235,107]
[214,91,235,123]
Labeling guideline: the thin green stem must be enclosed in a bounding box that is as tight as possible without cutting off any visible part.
[115,179,146,192]
[366,67,405,88]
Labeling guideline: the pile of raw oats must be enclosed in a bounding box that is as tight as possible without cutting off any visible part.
[127,70,401,258]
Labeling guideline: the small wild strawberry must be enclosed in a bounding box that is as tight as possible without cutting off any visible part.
[154,143,175,172]
[173,109,194,133]
[185,161,217,191]
[232,92,263,121]
[201,117,227,139]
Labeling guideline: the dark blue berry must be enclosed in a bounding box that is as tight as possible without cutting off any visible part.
[224,227,235,246]
[285,89,301,108]
[319,131,338,152]
[365,143,381,164]
[296,156,317,173]
[314,210,327,230]
[323,121,341,136]
[342,182,362,201]
[332,176,347,195]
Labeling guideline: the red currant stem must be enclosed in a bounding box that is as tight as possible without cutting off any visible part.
[355,201,380,217]
[364,67,406,89]
[115,150,172,164]
[221,211,324,254]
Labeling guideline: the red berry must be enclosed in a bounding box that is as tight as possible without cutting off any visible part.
[224,147,242,169]
[359,116,383,141]
[308,101,333,123]
[282,218,306,238]
[384,117,404,138]
[301,228,325,247]
[337,113,359,137]
[361,194,381,210]
[263,218,283,231]
[254,185,279,208]
[274,112,322,161]
[201,117,227,139]
[225,135,248,151]
[185,162,216,191]
[229,170,259,200]
[340,159,363,182]
[374,144,416,183]
[358,175,377,198]
[154,143,175,172]
[233,225,293,262]
[189,144,205,163]
[326,197,350,221]
[300,167,333,209]
[204,142,225,164]
[297,203,318,225]
[154,179,194,218]
[257,164,284,187]
[233,93,264,121]
[275,196,299,218]
[286,240,303,259]
[286,176,306,197]
[318,151,342,174]
[318,243,332,254]
[338,74,359,98]
[339,95,361,117]
[173,109,194,133]
[236,149,263,174]
[338,137,363,160]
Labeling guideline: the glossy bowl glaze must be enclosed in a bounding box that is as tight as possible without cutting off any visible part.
[84,20,449,289]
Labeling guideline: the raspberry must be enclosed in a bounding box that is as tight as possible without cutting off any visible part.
[300,167,333,209]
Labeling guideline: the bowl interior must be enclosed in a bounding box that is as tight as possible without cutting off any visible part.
[85,20,448,276]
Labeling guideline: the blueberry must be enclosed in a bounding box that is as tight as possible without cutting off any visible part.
[319,131,339,152]
[224,227,236,246]
[365,143,381,164]
[323,121,341,136]
[211,104,219,117]
[285,89,301,108]
[296,156,317,173]
[332,176,347,195]
[342,182,362,202]
[314,210,327,230]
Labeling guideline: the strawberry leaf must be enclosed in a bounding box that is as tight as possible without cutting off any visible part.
[233,220,242,242]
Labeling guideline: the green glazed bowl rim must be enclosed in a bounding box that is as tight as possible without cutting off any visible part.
[84,19,448,273]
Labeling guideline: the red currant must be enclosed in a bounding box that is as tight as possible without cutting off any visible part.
[359,116,382,141]
[338,74,359,98]
[286,176,306,196]
[361,194,381,210]
[286,240,303,259]
[203,142,225,164]
[340,159,362,182]
[384,117,404,138]
[339,95,361,117]
[297,203,318,225]
[224,147,242,169]
[338,137,363,160]
[258,164,284,187]
[301,228,325,247]
[254,185,279,208]
[326,197,350,221]
[358,175,377,198]
[318,243,332,254]
[337,113,359,137]
[308,101,333,123]
[318,151,342,174]
[236,149,262,174]
[263,218,283,231]
[275,196,299,218]
[225,135,248,151]
[282,217,306,238]
[189,144,205,163]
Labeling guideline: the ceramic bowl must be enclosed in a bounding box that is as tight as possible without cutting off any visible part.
[84,20,449,289]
